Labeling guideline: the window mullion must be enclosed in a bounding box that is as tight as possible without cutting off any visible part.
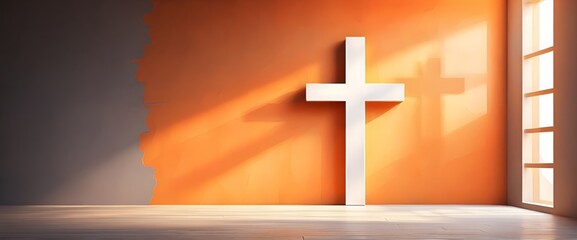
[524,46,554,59]
[524,88,553,97]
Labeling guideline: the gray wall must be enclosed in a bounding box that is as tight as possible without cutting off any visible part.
[508,0,577,218]
[0,0,154,204]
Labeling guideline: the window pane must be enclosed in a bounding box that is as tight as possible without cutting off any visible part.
[524,168,554,205]
[524,51,553,92]
[525,0,554,53]
[538,168,554,203]
[524,132,554,163]
[539,132,554,163]
[538,51,554,90]
[538,0,553,50]
[539,93,553,127]
[525,93,554,128]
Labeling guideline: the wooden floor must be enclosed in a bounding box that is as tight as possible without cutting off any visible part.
[1,205,577,239]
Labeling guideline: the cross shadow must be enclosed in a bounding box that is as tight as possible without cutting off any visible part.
[406,58,465,142]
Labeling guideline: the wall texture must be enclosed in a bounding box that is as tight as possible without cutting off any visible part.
[508,0,577,218]
[0,0,154,204]
[141,0,507,204]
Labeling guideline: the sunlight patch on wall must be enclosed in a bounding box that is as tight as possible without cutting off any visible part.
[442,22,488,76]
[441,22,488,135]
[373,41,437,83]
[441,78,487,135]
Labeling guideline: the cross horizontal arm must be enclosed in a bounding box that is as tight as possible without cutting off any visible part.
[306,83,404,102]
[306,83,349,101]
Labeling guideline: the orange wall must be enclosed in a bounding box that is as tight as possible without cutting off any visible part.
[138,0,507,204]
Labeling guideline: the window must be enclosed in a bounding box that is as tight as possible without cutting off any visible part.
[522,0,554,207]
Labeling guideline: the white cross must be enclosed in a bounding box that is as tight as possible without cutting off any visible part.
[306,37,404,206]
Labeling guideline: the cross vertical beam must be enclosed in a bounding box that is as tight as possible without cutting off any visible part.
[345,37,367,206]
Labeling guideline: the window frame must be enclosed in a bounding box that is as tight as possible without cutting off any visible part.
[521,0,555,207]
